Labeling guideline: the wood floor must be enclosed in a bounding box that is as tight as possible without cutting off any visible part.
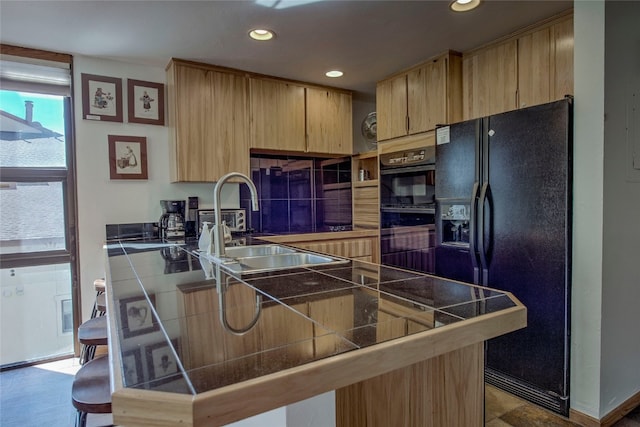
[1,357,639,427]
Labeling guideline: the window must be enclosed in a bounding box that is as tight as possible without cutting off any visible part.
[0,46,78,367]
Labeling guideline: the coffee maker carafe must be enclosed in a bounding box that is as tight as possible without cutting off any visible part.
[159,200,186,241]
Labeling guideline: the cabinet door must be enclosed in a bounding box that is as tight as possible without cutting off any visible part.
[463,40,517,120]
[171,64,210,181]
[250,78,305,151]
[306,87,353,155]
[376,74,408,141]
[169,62,249,182]
[352,186,379,231]
[552,17,574,101]
[208,71,249,179]
[518,27,551,109]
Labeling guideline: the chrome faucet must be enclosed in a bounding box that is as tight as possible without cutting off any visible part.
[212,172,259,258]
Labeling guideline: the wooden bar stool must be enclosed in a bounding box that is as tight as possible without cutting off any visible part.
[71,355,112,427]
[78,315,108,364]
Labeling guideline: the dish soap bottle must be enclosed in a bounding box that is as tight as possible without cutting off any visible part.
[198,221,211,253]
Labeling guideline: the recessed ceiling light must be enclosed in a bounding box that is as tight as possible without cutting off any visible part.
[450,0,481,12]
[249,29,275,41]
[325,70,343,78]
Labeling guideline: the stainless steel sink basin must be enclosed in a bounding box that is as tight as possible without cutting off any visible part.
[224,244,296,258]
[219,249,349,276]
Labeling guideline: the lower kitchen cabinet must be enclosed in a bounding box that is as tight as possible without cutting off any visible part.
[263,231,379,263]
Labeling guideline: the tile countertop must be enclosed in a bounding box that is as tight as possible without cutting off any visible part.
[104,238,526,426]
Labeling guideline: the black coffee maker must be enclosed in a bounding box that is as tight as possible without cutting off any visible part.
[159,200,186,241]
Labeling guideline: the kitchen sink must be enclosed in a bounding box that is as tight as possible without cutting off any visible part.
[224,244,296,258]
[217,247,349,276]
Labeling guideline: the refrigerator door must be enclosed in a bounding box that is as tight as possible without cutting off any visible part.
[435,119,480,283]
[482,99,571,414]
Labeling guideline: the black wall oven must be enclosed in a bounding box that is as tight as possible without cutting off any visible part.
[380,147,436,274]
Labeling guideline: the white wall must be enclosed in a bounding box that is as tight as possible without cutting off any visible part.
[572,0,640,420]
[600,0,640,417]
[73,56,229,321]
[572,0,605,419]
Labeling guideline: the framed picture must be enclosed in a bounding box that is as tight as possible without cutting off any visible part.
[121,348,143,386]
[119,294,159,338]
[146,339,180,385]
[108,135,148,180]
[81,73,123,122]
[127,79,165,126]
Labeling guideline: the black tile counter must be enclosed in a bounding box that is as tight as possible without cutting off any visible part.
[104,239,526,426]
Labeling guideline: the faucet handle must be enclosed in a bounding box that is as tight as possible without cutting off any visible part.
[222,221,232,243]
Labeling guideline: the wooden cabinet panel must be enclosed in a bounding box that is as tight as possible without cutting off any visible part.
[250,78,306,151]
[518,16,573,109]
[518,27,551,109]
[463,40,518,120]
[552,17,574,100]
[353,186,379,230]
[291,237,377,262]
[167,60,249,182]
[306,87,352,155]
[376,74,408,141]
[378,52,462,142]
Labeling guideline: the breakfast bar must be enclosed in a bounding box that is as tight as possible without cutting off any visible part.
[104,239,526,426]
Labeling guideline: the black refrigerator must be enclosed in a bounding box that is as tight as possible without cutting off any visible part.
[434,99,572,416]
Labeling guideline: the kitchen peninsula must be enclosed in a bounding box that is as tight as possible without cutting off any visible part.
[104,239,526,426]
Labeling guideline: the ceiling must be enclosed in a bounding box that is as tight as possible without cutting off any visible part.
[0,0,572,101]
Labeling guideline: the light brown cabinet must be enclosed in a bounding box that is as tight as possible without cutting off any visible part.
[462,40,518,120]
[352,151,379,230]
[166,59,249,182]
[518,16,574,109]
[306,87,352,155]
[249,78,306,151]
[462,13,573,120]
[377,51,462,141]
[250,78,353,155]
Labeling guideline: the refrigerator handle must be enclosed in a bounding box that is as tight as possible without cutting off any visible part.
[478,182,490,284]
[469,181,480,284]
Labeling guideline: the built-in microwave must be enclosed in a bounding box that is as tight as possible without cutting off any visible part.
[197,209,246,235]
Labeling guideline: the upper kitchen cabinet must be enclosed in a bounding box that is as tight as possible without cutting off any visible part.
[462,12,574,120]
[249,78,306,152]
[462,40,518,120]
[250,78,353,155]
[376,51,462,142]
[517,15,574,109]
[306,87,352,155]
[166,59,249,182]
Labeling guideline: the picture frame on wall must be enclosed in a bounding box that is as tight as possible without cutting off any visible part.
[127,79,165,126]
[119,294,159,338]
[145,339,180,385]
[121,348,144,386]
[81,73,123,122]
[108,135,148,180]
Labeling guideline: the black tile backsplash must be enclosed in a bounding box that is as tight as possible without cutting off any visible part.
[242,153,353,234]
[105,222,158,241]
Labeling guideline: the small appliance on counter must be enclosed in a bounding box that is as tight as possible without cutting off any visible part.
[197,208,246,236]
[159,200,186,242]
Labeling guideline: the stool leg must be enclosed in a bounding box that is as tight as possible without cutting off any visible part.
[76,410,87,427]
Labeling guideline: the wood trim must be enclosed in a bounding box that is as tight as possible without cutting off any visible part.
[377,131,435,154]
[569,389,640,427]
[0,43,72,64]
